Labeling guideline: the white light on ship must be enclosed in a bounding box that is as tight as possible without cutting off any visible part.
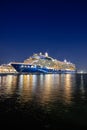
[80,71,84,74]
[45,52,48,57]
[39,52,42,55]
[64,59,67,63]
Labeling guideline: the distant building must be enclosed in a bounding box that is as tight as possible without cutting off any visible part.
[0,64,17,73]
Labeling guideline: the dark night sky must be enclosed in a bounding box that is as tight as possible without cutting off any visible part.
[0,0,87,71]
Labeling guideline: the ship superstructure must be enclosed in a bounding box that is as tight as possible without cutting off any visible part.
[11,52,76,74]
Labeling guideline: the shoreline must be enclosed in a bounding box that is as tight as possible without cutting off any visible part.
[0,72,86,75]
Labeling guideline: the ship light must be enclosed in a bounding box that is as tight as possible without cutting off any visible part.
[45,52,48,57]
[34,65,37,68]
[80,71,84,74]
[21,65,24,68]
[64,59,67,63]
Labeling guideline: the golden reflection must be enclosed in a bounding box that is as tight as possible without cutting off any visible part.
[18,74,57,104]
[32,75,38,91]
[39,74,44,86]
[0,74,75,105]
[18,74,35,102]
[0,75,17,95]
[40,74,74,105]
[5,75,17,94]
[63,74,72,104]
[40,74,54,104]
[18,75,23,91]
[0,76,1,87]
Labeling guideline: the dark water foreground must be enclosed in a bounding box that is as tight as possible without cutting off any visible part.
[0,73,87,129]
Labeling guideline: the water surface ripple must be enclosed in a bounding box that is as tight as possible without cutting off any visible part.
[0,74,87,129]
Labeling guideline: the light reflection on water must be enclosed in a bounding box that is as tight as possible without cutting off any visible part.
[0,75,17,97]
[0,74,76,105]
[0,74,87,128]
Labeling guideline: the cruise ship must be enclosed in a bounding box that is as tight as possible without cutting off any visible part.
[11,52,76,74]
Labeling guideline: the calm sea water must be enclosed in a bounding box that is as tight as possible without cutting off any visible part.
[0,74,87,129]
